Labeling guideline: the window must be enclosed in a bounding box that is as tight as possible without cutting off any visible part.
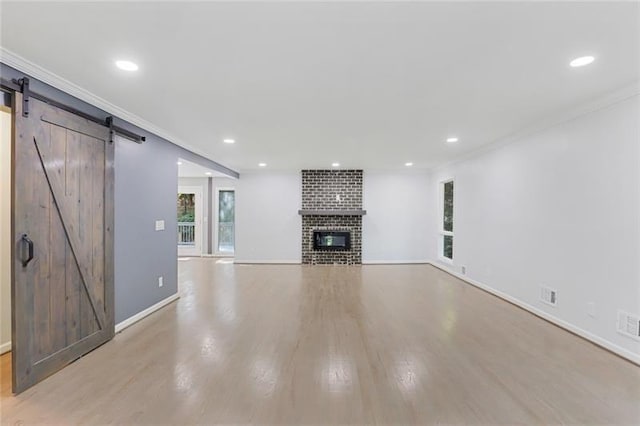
[440,179,454,261]
[217,190,235,254]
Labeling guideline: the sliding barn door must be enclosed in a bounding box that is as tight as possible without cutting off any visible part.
[12,93,114,393]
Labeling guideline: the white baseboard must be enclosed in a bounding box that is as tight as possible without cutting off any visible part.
[234,260,432,265]
[1,294,180,350]
[115,293,180,334]
[427,261,640,366]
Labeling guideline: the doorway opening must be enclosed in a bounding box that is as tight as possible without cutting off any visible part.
[177,186,203,256]
[1,97,12,396]
[177,159,237,258]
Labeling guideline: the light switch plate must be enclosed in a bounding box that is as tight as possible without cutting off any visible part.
[155,220,165,231]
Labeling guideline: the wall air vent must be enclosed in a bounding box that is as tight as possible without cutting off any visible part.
[617,311,640,341]
[540,286,558,307]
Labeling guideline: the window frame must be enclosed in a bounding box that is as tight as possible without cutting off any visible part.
[214,187,236,256]
[438,178,454,264]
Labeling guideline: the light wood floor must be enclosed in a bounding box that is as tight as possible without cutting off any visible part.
[1,259,639,424]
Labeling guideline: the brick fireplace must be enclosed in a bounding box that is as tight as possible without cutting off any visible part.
[299,170,365,265]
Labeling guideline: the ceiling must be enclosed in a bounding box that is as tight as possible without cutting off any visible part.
[1,1,638,172]
[178,159,233,179]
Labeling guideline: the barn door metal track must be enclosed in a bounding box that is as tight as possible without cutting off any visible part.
[1,76,145,143]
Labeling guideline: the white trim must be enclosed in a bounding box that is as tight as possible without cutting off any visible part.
[115,293,180,334]
[427,261,640,366]
[5,47,637,176]
[0,47,218,164]
[0,341,11,355]
[432,84,640,172]
[235,260,434,265]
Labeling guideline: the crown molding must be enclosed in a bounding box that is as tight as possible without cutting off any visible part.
[3,47,637,175]
[0,47,227,167]
[431,82,640,173]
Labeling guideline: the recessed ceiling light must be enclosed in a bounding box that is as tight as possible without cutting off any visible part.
[176,161,182,165]
[258,162,267,167]
[205,172,212,176]
[223,139,235,144]
[405,162,413,167]
[570,56,595,68]
[115,60,138,71]
[446,137,459,143]
[332,162,340,167]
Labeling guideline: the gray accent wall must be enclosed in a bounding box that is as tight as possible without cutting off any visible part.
[115,143,238,323]
[114,136,179,322]
[114,139,234,323]
[1,63,238,324]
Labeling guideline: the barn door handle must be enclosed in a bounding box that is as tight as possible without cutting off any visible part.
[21,234,34,267]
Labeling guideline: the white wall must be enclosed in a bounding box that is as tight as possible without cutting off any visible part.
[235,172,302,263]
[363,171,435,263]
[1,108,11,353]
[235,170,438,264]
[430,94,640,362]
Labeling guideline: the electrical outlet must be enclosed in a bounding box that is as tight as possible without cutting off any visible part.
[155,220,165,231]
[587,302,596,318]
[158,276,163,288]
[461,265,466,275]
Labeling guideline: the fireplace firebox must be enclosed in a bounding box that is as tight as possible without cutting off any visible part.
[313,230,351,251]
